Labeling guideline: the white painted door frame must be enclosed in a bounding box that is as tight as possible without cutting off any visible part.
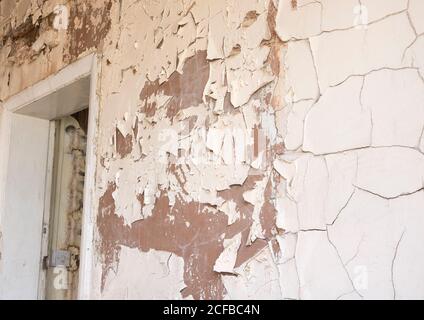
[0,53,99,299]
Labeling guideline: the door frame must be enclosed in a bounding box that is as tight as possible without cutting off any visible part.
[0,53,99,299]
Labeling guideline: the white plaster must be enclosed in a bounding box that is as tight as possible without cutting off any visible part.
[310,13,415,90]
[219,200,240,225]
[325,152,357,224]
[328,190,424,299]
[303,76,371,155]
[284,100,314,151]
[278,233,297,263]
[296,231,353,299]
[295,156,328,230]
[222,248,282,299]
[276,0,322,41]
[102,247,186,299]
[362,69,424,148]
[320,0,358,31]
[278,259,300,300]
[213,233,242,274]
[408,0,424,34]
[404,36,424,81]
[284,40,319,102]
[361,0,408,23]
[244,175,269,243]
[356,147,424,198]
[226,46,274,108]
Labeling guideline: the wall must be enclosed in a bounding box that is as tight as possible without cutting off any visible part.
[0,113,50,299]
[1,0,424,299]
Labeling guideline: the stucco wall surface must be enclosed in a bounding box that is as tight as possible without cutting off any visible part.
[1,0,424,299]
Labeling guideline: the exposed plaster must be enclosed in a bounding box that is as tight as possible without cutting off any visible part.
[2,0,424,300]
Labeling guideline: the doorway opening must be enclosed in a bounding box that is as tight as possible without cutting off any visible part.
[0,54,97,300]
[44,109,88,300]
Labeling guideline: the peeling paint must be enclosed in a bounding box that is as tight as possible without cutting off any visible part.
[2,0,424,300]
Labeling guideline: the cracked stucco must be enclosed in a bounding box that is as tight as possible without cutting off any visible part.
[1,0,424,300]
[274,0,424,300]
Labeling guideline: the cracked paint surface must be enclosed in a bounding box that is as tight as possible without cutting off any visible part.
[1,0,424,300]
[273,0,424,300]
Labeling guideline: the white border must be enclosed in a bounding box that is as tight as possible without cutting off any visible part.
[0,108,12,275]
[0,53,98,300]
[78,55,99,300]
[4,56,92,113]
[37,121,56,300]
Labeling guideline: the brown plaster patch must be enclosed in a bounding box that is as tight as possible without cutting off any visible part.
[97,182,125,273]
[270,238,281,260]
[97,182,228,299]
[4,15,41,48]
[2,13,49,65]
[273,142,285,155]
[96,3,283,299]
[115,127,133,158]
[241,11,259,28]
[97,168,278,299]
[265,0,285,110]
[266,0,283,77]
[260,178,277,239]
[168,164,189,196]
[139,51,209,120]
[253,125,259,158]
[133,120,139,140]
[217,174,269,268]
[66,0,113,61]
